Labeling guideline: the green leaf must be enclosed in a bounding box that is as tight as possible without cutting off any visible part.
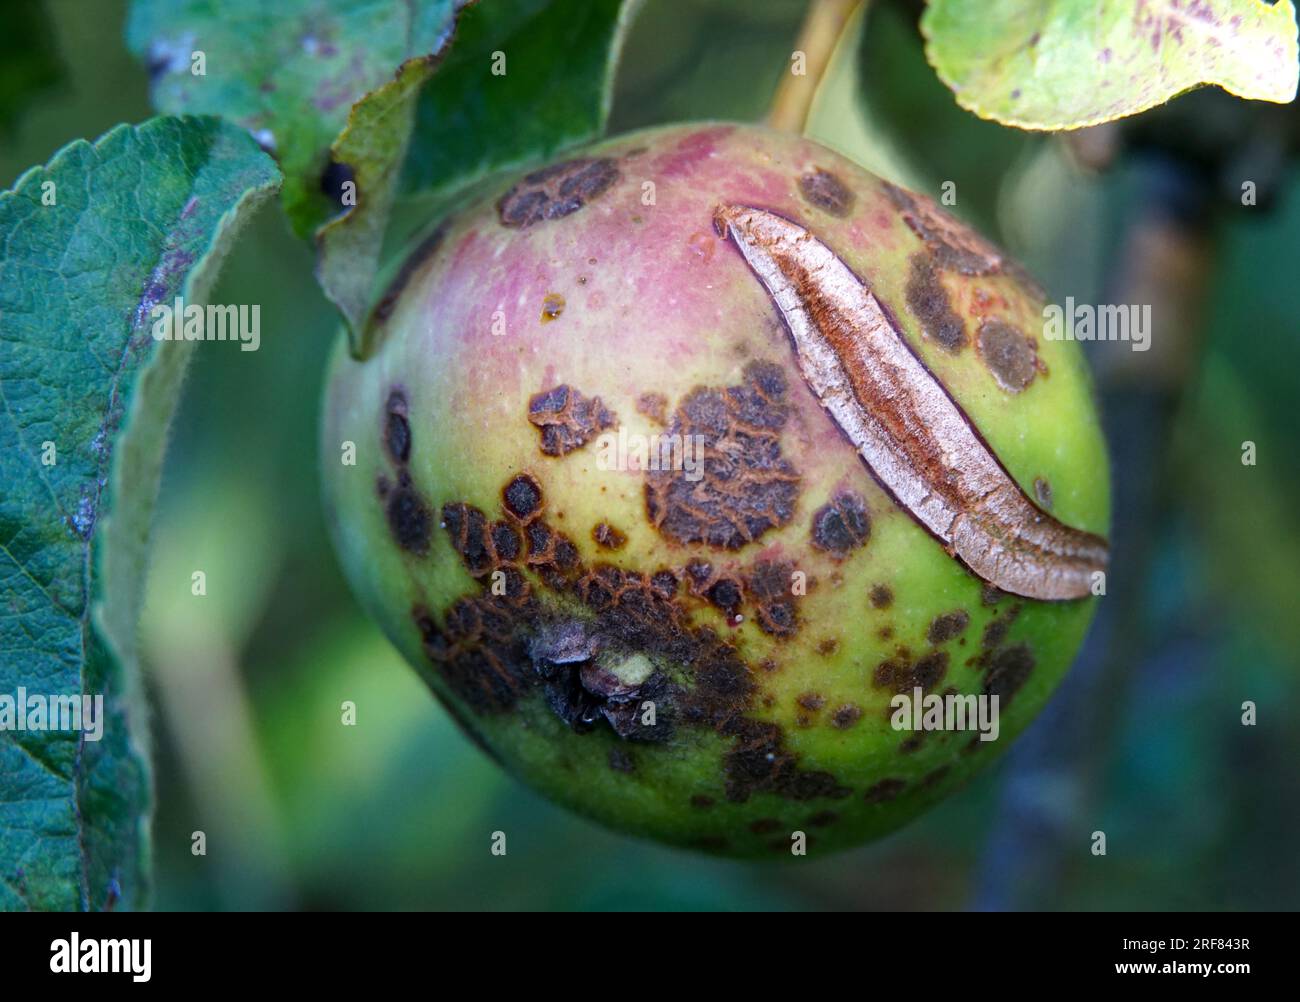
[922,0,1300,131]
[126,0,466,237]
[0,116,279,910]
[320,0,640,355]
[402,0,639,199]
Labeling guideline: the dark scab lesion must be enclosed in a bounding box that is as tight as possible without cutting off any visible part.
[863,777,907,804]
[798,168,855,218]
[423,467,850,804]
[926,609,971,645]
[977,319,1039,392]
[721,718,850,803]
[503,473,543,521]
[983,643,1035,707]
[905,253,967,353]
[810,490,871,557]
[869,583,894,609]
[386,477,433,556]
[528,384,618,457]
[874,650,949,694]
[644,360,801,550]
[744,559,800,638]
[636,392,668,425]
[378,387,433,556]
[882,180,1004,276]
[496,157,622,229]
[592,522,627,550]
[441,502,495,576]
[384,389,411,464]
[830,703,862,729]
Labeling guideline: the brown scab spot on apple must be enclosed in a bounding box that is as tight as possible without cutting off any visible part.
[496,156,621,229]
[906,253,967,353]
[831,703,862,729]
[441,502,495,577]
[384,389,411,463]
[528,384,617,456]
[869,583,894,609]
[503,473,543,521]
[378,388,433,555]
[927,609,971,645]
[645,360,800,550]
[721,718,851,803]
[977,319,1039,392]
[983,643,1035,707]
[874,650,949,694]
[810,490,871,557]
[1034,477,1053,509]
[882,181,1004,276]
[414,596,534,713]
[636,392,668,425]
[798,168,855,217]
[683,560,743,623]
[745,558,801,638]
[592,522,627,550]
[981,603,1022,651]
[863,777,906,803]
[421,472,850,803]
[386,478,432,555]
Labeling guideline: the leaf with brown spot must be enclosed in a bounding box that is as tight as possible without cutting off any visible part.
[922,0,1300,131]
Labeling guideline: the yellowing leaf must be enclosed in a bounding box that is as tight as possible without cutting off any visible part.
[922,0,1299,130]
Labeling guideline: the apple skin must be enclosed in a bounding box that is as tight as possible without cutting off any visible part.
[320,122,1109,858]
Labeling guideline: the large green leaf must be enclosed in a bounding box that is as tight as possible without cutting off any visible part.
[126,0,466,236]
[0,116,279,910]
[923,0,1299,131]
[321,0,640,354]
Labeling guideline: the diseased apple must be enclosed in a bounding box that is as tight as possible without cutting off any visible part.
[320,123,1110,857]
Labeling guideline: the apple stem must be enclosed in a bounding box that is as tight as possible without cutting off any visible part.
[766,0,863,134]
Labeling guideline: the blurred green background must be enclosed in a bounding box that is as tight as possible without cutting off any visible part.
[3,0,1298,911]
